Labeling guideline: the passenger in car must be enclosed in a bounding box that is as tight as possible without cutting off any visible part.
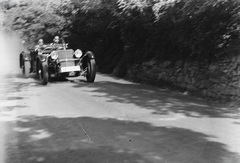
[51,36,60,45]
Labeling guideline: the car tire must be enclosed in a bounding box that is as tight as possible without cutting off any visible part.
[22,60,30,78]
[39,61,48,85]
[86,59,96,82]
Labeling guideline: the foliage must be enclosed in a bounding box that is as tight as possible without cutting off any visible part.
[1,0,74,43]
[149,0,240,61]
[2,0,240,74]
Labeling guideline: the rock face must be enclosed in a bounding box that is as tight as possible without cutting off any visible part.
[127,56,240,101]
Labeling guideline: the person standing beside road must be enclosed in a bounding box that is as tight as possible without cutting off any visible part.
[30,39,44,73]
[35,39,45,51]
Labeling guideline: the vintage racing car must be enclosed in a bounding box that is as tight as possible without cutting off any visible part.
[19,43,96,85]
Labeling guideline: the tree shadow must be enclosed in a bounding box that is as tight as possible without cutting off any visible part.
[72,79,239,118]
[16,73,70,85]
[234,122,240,125]
[6,116,240,163]
[2,105,27,112]
[0,74,38,112]
[1,73,45,91]
[7,97,25,100]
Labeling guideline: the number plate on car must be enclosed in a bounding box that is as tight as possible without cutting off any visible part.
[61,66,80,72]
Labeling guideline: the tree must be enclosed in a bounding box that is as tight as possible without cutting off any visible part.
[2,0,74,43]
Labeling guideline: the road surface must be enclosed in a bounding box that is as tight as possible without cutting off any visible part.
[1,73,240,163]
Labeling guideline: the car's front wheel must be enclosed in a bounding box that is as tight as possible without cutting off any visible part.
[86,59,96,82]
[38,61,48,85]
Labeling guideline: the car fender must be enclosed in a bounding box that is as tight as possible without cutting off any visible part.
[82,51,95,68]
[84,51,95,59]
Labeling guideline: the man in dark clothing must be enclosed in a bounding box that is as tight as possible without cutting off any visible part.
[30,39,45,73]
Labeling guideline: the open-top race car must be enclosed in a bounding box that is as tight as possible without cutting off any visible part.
[19,43,96,85]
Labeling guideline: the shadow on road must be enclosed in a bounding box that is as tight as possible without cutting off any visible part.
[6,115,240,163]
[72,79,239,119]
[0,74,39,112]
[1,73,239,119]
[1,74,240,163]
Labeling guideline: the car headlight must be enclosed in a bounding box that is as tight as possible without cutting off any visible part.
[74,49,82,58]
[50,51,58,60]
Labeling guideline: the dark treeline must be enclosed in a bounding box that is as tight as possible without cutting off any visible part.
[2,0,240,75]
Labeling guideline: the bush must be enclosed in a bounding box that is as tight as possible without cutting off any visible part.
[3,0,240,74]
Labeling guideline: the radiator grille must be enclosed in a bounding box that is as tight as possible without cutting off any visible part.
[61,61,75,67]
[57,49,74,60]
[57,49,75,67]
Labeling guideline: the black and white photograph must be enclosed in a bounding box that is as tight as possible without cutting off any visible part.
[0,0,240,162]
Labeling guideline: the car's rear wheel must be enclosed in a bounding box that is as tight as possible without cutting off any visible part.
[22,60,30,78]
[86,59,96,82]
[38,61,48,85]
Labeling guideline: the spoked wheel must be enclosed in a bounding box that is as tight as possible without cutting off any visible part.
[38,61,49,85]
[86,59,96,82]
[22,60,30,78]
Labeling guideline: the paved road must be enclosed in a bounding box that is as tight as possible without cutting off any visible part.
[1,72,240,163]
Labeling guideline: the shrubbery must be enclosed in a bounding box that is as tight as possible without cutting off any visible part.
[2,0,240,75]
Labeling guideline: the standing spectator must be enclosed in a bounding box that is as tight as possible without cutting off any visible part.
[35,39,44,51]
[30,39,44,73]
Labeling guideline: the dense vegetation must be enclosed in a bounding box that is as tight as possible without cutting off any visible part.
[1,0,240,75]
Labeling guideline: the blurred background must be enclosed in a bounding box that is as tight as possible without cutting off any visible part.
[0,28,23,75]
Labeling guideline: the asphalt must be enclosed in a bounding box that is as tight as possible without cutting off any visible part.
[0,72,240,163]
